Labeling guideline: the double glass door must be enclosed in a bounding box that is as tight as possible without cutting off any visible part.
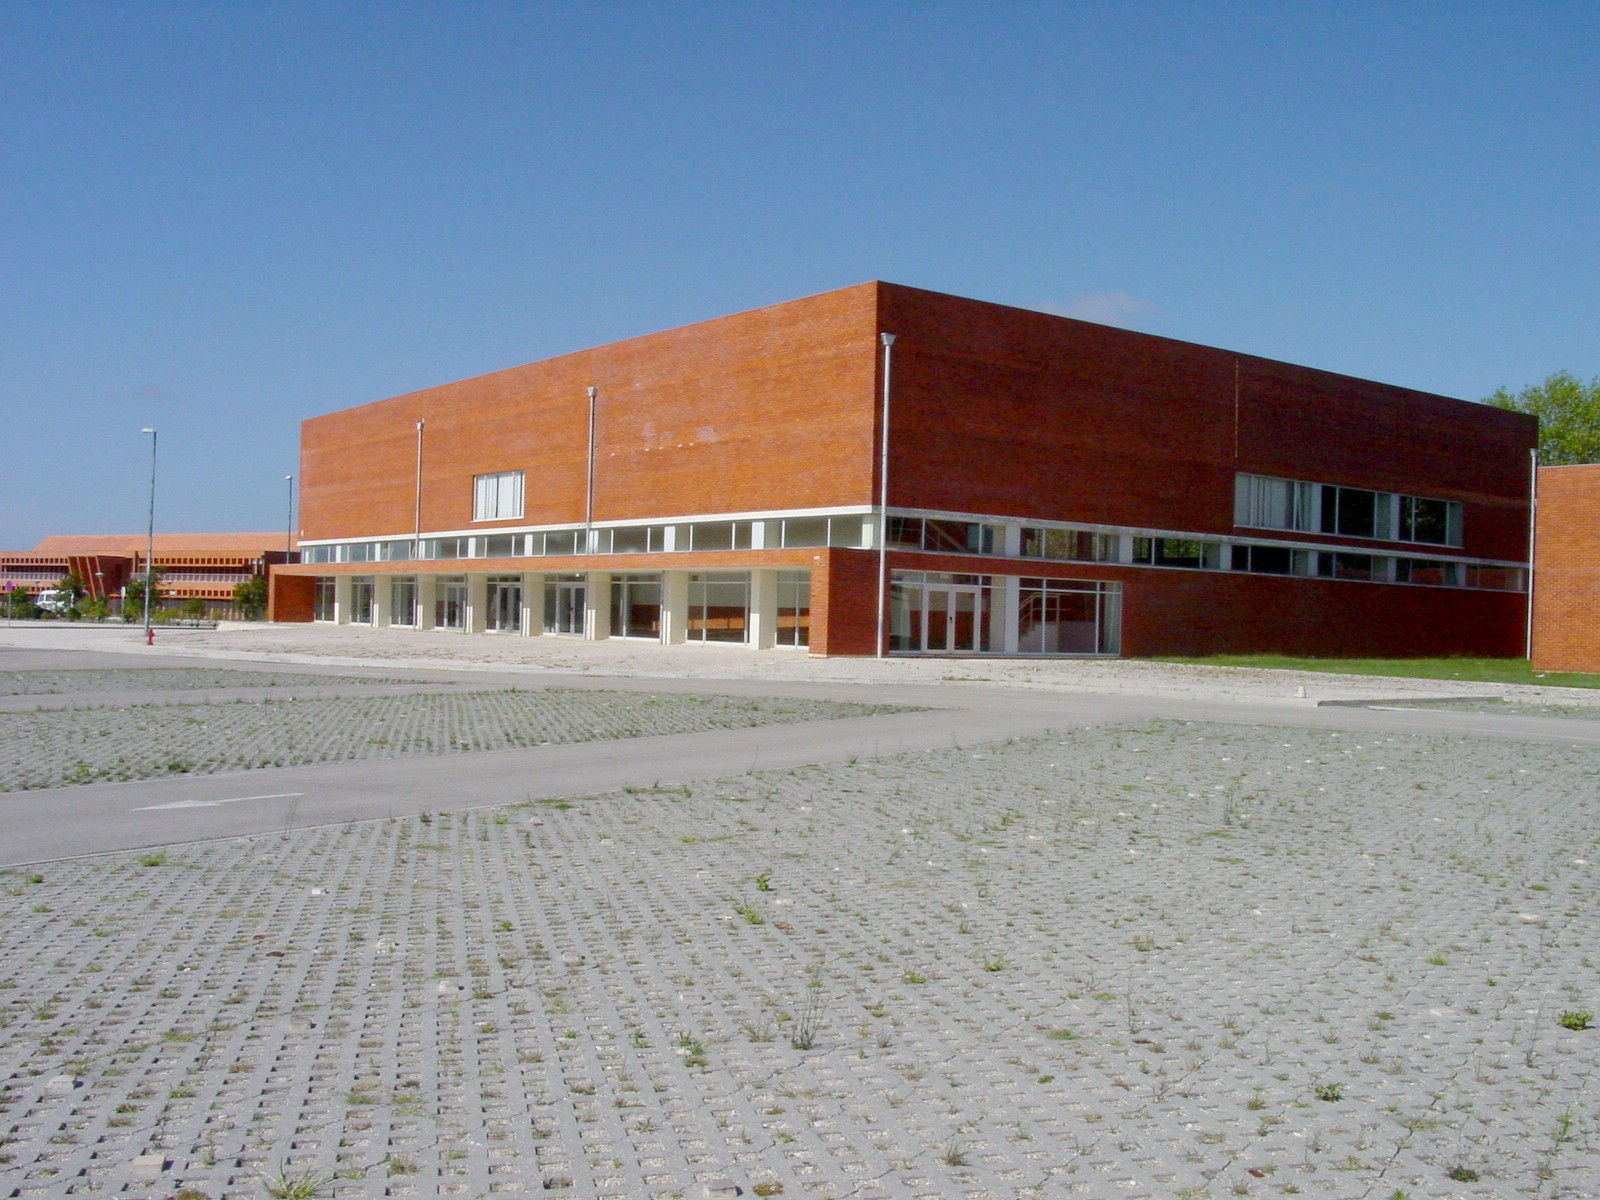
[486,577,521,633]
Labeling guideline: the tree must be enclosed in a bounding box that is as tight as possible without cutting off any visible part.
[122,566,165,619]
[233,574,268,620]
[1486,371,1600,465]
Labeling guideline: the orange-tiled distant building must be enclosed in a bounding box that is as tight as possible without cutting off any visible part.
[1,533,296,617]
[1531,464,1600,673]
[275,282,1537,657]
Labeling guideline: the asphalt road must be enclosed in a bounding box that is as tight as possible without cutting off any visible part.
[3,644,1597,867]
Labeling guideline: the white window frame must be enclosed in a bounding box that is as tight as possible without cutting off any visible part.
[473,470,524,522]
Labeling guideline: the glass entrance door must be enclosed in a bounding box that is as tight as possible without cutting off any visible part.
[486,577,521,633]
[924,585,979,652]
[544,576,585,636]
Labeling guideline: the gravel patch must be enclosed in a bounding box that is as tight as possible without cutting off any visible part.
[2,721,1597,1198]
[0,690,905,792]
[0,669,415,697]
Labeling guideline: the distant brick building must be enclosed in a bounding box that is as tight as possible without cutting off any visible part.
[274,282,1536,657]
[1,534,296,617]
[1531,465,1600,673]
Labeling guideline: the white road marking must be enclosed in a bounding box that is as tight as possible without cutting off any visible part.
[134,791,304,811]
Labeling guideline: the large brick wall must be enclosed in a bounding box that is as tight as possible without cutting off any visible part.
[1532,465,1600,672]
[874,285,1535,561]
[1121,567,1527,659]
[299,287,883,541]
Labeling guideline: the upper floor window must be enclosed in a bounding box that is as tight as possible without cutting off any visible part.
[473,470,524,522]
[1237,473,1462,547]
[1235,474,1314,532]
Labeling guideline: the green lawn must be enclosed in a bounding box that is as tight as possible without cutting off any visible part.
[1145,655,1600,689]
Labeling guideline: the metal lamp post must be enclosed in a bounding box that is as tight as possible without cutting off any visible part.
[141,428,156,645]
[285,474,294,556]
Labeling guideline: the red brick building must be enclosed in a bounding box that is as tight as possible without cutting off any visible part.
[1,534,295,617]
[1531,464,1600,673]
[275,282,1536,657]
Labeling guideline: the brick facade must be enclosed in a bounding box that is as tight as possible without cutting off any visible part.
[281,282,1536,659]
[1531,465,1600,672]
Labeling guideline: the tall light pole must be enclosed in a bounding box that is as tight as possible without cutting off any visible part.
[141,427,157,645]
[875,333,896,658]
[285,474,295,556]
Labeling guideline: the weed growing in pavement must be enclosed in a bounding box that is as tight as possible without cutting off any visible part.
[138,851,168,868]
[674,1032,708,1068]
[1446,1164,1480,1182]
[260,1161,335,1199]
[790,962,827,1051]
[1313,1082,1342,1102]
[940,1137,969,1166]
[1558,1009,1593,1030]
[734,901,764,925]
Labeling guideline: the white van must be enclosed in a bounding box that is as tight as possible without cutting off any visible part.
[34,589,74,614]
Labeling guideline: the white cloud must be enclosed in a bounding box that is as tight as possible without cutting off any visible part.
[1054,292,1158,328]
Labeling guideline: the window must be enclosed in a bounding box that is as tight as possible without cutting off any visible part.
[1320,486,1394,540]
[1131,538,1223,568]
[609,575,662,639]
[1399,495,1462,547]
[1394,559,1459,587]
[1017,578,1122,655]
[1020,527,1116,563]
[1316,552,1377,582]
[1230,545,1312,576]
[1235,474,1314,532]
[688,573,749,643]
[473,470,524,522]
[887,517,996,554]
[776,571,810,648]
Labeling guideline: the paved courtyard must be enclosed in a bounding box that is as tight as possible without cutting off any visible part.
[1,625,1598,1199]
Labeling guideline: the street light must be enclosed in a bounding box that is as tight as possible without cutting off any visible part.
[141,428,156,645]
[285,474,294,556]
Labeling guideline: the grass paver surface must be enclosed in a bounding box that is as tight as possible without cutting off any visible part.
[0,690,902,792]
[0,670,415,697]
[3,721,1598,1198]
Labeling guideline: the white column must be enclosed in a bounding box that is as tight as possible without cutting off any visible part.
[372,576,391,628]
[522,572,543,636]
[660,570,689,644]
[334,575,352,625]
[995,576,1018,654]
[466,575,487,633]
[748,569,777,649]
[417,575,437,631]
[585,572,611,640]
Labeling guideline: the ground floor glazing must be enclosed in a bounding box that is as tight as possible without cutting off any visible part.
[309,568,1123,655]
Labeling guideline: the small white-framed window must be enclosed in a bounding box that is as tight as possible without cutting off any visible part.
[473,470,524,522]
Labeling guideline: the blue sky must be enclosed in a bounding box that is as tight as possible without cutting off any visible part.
[2,1,1595,548]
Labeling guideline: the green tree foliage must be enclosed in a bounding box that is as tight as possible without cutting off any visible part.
[1486,371,1600,465]
[233,574,268,620]
[122,566,165,618]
